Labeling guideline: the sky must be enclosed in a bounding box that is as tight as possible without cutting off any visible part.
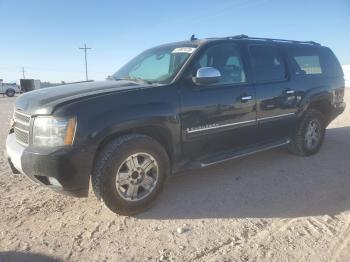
[0,0,349,83]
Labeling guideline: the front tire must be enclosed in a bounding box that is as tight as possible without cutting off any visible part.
[92,134,169,215]
[5,89,15,97]
[288,109,326,156]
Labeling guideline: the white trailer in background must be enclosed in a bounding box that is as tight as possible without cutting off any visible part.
[33,79,41,90]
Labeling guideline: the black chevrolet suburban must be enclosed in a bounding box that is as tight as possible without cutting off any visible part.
[6,35,345,215]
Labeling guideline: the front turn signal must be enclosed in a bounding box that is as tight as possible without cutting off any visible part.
[64,117,77,145]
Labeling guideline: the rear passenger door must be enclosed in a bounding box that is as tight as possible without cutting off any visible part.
[248,44,298,141]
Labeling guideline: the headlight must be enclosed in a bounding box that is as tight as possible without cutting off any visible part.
[33,116,76,146]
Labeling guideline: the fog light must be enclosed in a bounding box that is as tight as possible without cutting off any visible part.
[48,177,62,187]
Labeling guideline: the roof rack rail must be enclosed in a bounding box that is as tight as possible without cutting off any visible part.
[225,35,320,46]
[303,41,320,46]
[226,34,249,39]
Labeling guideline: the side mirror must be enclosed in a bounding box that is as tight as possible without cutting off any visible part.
[193,67,221,86]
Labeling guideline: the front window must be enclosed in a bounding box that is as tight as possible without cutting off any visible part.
[113,45,197,84]
[194,43,247,85]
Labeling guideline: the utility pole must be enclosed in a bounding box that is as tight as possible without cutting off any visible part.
[21,67,26,79]
[79,43,92,81]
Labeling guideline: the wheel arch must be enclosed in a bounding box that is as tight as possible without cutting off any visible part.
[307,99,333,124]
[298,91,333,125]
[92,125,175,174]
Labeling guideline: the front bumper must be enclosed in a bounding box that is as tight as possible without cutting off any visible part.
[6,134,24,173]
[5,133,93,197]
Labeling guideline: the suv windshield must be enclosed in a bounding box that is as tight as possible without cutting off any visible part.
[113,44,197,84]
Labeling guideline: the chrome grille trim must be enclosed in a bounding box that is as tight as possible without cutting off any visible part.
[14,126,29,133]
[14,118,30,126]
[13,110,31,146]
[14,128,29,146]
[14,121,29,131]
[14,111,31,123]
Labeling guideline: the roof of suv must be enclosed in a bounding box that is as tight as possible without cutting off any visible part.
[168,35,323,48]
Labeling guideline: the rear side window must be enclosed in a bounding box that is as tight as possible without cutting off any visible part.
[288,46,342,77]
[294,55,322,74]
[249,45,287,82]
[288,46,322,75]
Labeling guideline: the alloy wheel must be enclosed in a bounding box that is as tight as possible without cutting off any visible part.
[115,152,159,201]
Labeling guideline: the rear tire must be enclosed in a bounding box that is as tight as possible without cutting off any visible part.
[92,134,170,215]
[5,89,15,97]
[288,109,325,156]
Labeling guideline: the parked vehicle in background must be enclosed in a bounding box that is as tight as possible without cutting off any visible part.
[20,79,41,92]
[0,79,21,97]
[6,35,346,215]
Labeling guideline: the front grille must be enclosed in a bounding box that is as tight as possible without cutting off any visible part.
[14,111,31,123]
[13,110,31,146]
[14,120,29,131]
[14,127,29,146]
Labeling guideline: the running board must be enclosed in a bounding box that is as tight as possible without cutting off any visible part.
[193,138,291,168]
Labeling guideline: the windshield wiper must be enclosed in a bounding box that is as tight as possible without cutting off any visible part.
[113,77,153,85]
[130,77,153,85]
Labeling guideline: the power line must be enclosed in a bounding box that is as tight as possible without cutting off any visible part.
[79,43,92,81]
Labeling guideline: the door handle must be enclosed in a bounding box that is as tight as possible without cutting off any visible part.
[241,95,253,102]
[285,90,295,94]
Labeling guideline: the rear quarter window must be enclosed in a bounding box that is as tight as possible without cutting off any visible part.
[294,55,322,74]
[288,46,343,77]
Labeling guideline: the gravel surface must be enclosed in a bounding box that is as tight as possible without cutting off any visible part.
[0,91,350,262]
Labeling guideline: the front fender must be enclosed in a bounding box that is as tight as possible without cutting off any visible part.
[53,84,181,165]
[88,102,179,145]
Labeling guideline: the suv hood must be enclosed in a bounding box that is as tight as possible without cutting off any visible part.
[15,80,147,115]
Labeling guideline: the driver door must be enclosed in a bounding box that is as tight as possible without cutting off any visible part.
[179,43,257,159]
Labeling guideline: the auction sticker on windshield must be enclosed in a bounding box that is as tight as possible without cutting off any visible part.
[172,47,196,54]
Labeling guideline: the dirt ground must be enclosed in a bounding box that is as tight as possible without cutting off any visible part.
[0,90,350,262]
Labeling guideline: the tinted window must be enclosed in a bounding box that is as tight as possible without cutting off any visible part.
[288,46,324,76]
[249,45,287,82]
[294,55,322,74]
[195,44,246,85]
[289,47,343,77]
[320,48,343,77]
